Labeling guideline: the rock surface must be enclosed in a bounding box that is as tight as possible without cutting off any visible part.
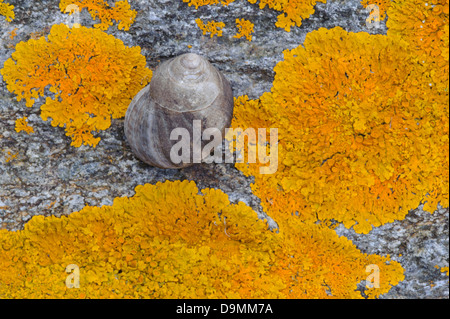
[0,0,448,298]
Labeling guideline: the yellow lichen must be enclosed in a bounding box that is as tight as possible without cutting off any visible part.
[387,0,449,94]
[9,27,18,40]
[0,180,403,298]
[360,0,391,21]
[186,0,326,32]
[0,0,14,22]
[386,0,449,213]
[4,151,18,163]
[183,0,235,9]
[0,24,152,148]
[195,18,225,38]
[14,117,34,134]
[230,26,449,234]
[247,0,327,31]
[234,18,254,41]
[222,0,235,5]
[29,27,52,40]
[59,0,137,31]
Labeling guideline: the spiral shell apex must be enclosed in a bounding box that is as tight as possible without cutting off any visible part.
[124,53,234,169]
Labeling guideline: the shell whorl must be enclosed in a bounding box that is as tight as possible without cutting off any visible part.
[149,53,222,113]
[124,53,234,169]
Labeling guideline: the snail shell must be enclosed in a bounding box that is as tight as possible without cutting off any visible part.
[124,53,234,169]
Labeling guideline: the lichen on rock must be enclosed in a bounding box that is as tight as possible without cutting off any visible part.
[230,26,449,234]
[0,0,14,22]
[59,0,137,31]
[0,180,404,298]
[1,24,152,147]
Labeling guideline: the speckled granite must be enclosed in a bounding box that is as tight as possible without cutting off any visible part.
[335,204,449,299]
[0,0,448,298]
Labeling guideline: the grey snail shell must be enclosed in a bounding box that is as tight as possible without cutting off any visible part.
[124,53,234,169]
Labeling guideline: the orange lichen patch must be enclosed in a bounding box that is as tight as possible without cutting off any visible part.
[29,27,52,40]
[247,0,326,31]
[387,0,449,50]
[4,151,18,163]
[183,0,235,9]
[9,27,18,40]
[360,0,391,21]
[46,201,57,210]
[0,24,152,148]
[195,18,225,38]
[387,0,449,93]
[14,117,34,134]
[234,18,255,41]
[222,0,235,5]
[59,0,137,31]
[437,266,449,276]
[231,27,449,234]
[0,180,403,298]
[0,0,14,22]
[387,0,449,214]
